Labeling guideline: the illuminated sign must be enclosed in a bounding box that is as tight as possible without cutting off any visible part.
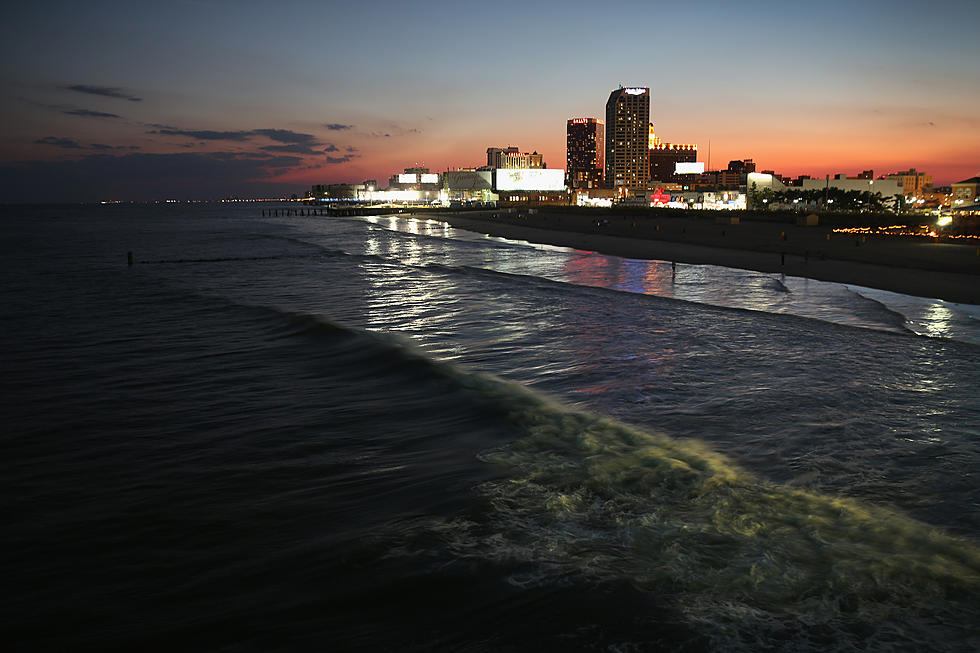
[420,173,439,184]
[624,87,647,95]
[398,174,417,184]
[495,168,565,191]
[675,162,705,175]
[570,118,588,124]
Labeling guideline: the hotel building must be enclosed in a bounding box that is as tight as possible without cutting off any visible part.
[605,86,650,191]
[486,147,544,169]
[648,124,698,183]
[566,118,604,189]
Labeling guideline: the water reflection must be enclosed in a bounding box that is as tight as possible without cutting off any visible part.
[350,214,980,345]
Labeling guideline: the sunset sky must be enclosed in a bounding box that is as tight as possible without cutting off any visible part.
[2,0,978,201]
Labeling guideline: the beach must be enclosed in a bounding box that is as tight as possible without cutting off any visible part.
[433,210,980,305]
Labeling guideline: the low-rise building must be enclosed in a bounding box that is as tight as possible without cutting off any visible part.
[311,183,367,200]
[951,176,980,210]
[886,168,933,196]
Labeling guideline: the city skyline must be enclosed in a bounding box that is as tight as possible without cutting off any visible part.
[2,0,978,202]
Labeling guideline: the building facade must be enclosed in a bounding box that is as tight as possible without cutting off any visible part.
[486,147,544,169]
[951,176,980,209]
[886,168,933,196]
[605,86,650,191]
[566,118,604,189]
[649,143,698,183]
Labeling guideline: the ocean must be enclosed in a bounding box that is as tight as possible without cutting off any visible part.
[2,203,978,651]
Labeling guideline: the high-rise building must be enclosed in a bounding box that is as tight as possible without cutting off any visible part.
[566,118,604,189]
[486,146,544,169]
[605,86,650,190]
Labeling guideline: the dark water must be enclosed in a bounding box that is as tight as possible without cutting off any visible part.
[2,204,978,651]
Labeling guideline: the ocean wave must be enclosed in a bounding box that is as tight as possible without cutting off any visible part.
[251,309,980,650]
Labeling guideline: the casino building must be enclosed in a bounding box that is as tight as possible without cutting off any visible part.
[605,86,650,192]
[566,118,604,189]
[486,147,544,169]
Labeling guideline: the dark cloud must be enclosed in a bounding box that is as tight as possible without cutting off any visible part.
[322,143,339,152]
[0,151,304,202]
[260,143,322,155]
[152,127,330,155]
[324,123,354,131]
[345,146,358,152]
[64,109,121,119]
[35,136,82,149]
[325,154,357,164]
[151,128,252,141]
[64,84,143,102]
[252,128,318,144]
[90,143,143,151]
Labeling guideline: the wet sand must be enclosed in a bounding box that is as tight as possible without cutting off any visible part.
[427,210,980,305]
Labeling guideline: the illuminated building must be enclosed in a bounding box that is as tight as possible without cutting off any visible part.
[566,118,604,189]
[441,169,496,204]
[649,144,698,183]
[387,166,440,190]
[951,176,980,209]
[486,147,544,169]
[885,168,933,196]
[605,86,650,190]
[645,123,699,183]
[493,168,568,206]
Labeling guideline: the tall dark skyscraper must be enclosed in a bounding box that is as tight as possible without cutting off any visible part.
[605,86,650,190]
[566,118,604,189]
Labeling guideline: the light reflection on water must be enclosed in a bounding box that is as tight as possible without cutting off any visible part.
[361,215,980,345]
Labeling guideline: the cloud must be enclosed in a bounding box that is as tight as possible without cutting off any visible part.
[260,143,323,154]
[89,143,142,151]
[64,85,142,102]
[322,143,339,152]
[324,123,354,131]
[325,154,357,164]
[150,128,253,141]
[64,108,122,119]
[35,136,82,149]
[252,128,319,144]
[345,146,358,152]
[252,129,323,154]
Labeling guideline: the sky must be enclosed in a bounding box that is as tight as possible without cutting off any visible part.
[1,0,978,202]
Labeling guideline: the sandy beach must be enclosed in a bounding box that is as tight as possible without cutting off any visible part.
[427,210,980,305]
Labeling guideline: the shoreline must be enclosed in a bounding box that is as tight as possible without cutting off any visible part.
[426,210,980,305]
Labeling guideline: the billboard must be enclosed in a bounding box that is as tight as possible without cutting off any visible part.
[675,162,705,175]
[420,173,439,184]
[495,168,565,191]
[398,173,417,184]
